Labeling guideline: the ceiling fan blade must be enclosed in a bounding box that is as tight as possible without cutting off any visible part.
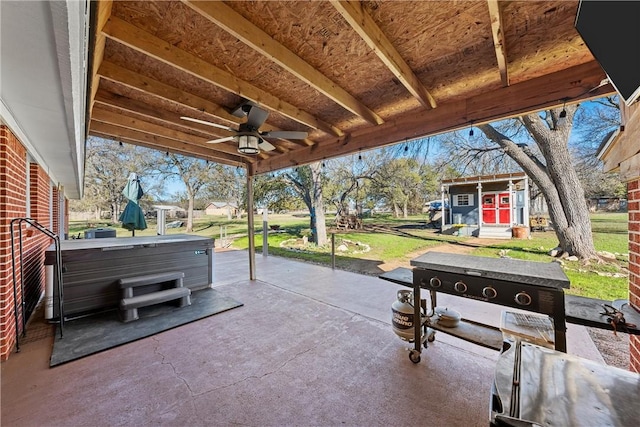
[261,130,308,140]
[246,106,269,128]
[206,136,236,144]
[258,139,276,152]
[180,116,236,132]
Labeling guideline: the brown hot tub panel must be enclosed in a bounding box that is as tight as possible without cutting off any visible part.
[45,235,214,319]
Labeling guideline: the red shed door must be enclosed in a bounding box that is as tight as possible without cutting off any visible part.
[482,194,496,223]
[498,192,511,224]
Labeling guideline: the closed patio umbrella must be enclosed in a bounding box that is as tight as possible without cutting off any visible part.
[119,172,147,236]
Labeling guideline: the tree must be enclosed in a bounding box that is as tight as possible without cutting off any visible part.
[369,157,426,218]
[323,155,373,217]
[160,154,219,232]
[284,162,327,246]
[75,137,158,222]
[252,172,300,214]
[477,104,603,259]
[573,97,626,200]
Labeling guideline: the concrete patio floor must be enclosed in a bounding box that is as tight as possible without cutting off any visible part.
[1,250,605,426]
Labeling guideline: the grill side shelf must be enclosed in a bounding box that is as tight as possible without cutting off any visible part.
[565,294,640,335]
[379,267,413,287]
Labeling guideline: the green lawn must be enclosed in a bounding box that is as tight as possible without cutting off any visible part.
[70,211,630,301]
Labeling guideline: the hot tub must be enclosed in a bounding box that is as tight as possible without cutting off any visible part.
[45,234,214,319]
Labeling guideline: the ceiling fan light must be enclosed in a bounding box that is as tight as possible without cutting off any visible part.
[237,135,260,155]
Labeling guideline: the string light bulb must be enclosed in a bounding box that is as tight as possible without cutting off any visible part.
[557,100,567,127]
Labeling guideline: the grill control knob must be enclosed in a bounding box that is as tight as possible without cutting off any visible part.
[454,281,467,293]
[428,277,442,288]
[482,287,497,299]
[514,292,532,306]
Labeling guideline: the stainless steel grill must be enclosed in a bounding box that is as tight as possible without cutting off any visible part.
[491,341,640,426]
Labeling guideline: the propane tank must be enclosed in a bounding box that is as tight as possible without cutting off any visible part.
[392,290,418,342]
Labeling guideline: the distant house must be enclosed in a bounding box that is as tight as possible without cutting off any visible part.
[587,197,627,212]
[438,172,530,239]
[205,201,238,218]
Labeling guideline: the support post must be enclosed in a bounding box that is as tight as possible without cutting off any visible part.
[246,170,256,280]
[331,233,335,269]
[262,208,268,257]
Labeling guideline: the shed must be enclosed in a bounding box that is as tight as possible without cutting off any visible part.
[438,173,529,239]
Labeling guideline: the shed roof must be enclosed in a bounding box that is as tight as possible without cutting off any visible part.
[442,172,527,185]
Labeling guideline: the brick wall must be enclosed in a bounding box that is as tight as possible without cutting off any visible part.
[23,163,54,316]
[0,126,28,360]
[629,178,640,372]
[0,126,56,361]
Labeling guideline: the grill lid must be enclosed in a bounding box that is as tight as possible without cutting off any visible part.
[410,252,569,289]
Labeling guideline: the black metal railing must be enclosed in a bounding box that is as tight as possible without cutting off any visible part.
[10,218,64,352]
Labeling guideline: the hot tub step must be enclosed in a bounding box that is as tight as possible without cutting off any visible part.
[118,271,191,322]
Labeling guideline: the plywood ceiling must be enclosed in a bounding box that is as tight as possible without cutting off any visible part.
[87,0,615,175]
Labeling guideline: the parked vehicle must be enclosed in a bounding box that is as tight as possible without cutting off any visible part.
[427,200,449,210]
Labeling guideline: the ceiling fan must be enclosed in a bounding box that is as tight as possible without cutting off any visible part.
[181,103,308,155]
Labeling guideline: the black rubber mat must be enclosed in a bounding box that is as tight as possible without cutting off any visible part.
[50,288,243,367]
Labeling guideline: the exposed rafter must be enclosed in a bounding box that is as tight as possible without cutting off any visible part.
[91,107,261,161]
[94,89,228,139]
[487,0,509,87]
[182,0,383,126]
[87,0,113,118]
[97,61,241,126]
[101,16,343,138]
[94,87,313,150]
[331,0,437,109]
[90,120,252,166]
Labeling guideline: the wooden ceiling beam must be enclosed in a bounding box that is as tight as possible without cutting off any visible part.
[102,15,343,138]
[331,0,437,109]
[91,107,247,157]
[182,0,383,126]
[255,61,614,174]
[87,0,113,117]
[487,0,509,87]
[94,89,227,139]
[94,81,312,149]
[90,121,250,166]
[97,61,240,126]
[90,108,261,162]
[91,130,245,168]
